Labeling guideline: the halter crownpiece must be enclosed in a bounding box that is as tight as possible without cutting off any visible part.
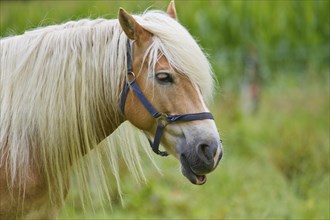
[121,40,215,157]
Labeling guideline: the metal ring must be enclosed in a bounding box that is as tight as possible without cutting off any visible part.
[127,71,136,84]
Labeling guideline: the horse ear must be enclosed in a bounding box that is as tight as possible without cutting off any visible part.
[118,8,150,43]
[167,0,177,20]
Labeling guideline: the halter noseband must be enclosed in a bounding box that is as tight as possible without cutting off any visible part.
[120,40,214,157]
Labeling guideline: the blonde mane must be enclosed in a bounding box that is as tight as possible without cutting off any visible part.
[0,10,214,212]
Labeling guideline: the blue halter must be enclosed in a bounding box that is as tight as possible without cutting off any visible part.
[120,40,214,157]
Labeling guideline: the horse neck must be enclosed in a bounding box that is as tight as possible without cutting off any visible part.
[92,105,126,146]
[76,79,126,154]
[61,20,129,151]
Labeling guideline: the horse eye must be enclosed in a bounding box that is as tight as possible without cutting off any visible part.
[155,72,174,84]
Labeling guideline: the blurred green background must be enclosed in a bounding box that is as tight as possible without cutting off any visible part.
[1,0,329,219]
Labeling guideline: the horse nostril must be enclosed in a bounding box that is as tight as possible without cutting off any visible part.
[197,144,215,165]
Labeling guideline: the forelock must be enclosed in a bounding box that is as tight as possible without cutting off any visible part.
[134,11,215,102]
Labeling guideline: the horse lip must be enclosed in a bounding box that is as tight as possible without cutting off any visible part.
[180,154,207,185]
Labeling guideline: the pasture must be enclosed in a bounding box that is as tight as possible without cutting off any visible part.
[1,0,329,219]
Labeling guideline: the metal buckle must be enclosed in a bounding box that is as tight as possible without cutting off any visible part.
[156,113,169,127]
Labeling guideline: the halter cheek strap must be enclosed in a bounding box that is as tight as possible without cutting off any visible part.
[121,40,214,157]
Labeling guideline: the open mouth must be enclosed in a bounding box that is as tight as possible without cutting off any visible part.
[180,154,207,185]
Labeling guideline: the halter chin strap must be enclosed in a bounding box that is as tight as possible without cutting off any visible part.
[121,40,214,157]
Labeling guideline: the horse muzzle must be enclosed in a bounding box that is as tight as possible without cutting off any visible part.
[179,138,223,185]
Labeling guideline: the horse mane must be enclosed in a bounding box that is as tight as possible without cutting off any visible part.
[0,10,214,212]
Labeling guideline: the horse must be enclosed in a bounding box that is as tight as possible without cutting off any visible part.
[0,1,223,218]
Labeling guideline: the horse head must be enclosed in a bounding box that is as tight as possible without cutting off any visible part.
[118,1,223,185]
